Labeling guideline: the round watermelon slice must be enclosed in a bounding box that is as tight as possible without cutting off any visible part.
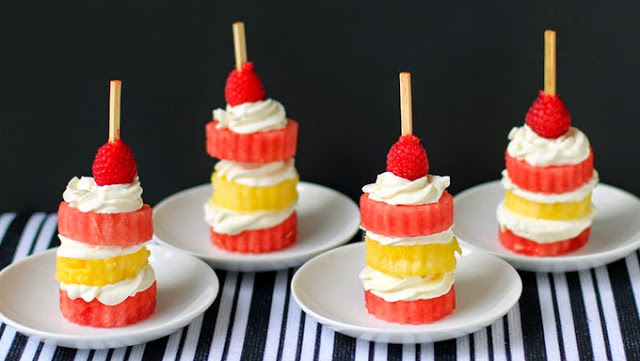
[499,227,590,256]
[57,202,152,246]
[60,281,156,328]
[360,192,453,237]
[364,286,455,324]
[205,119,298,162]
[210,212,297,253]
[505,149,594,194]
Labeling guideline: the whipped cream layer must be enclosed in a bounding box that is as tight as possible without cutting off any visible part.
[362,172,450,205]
[203,201,295,235]
[360,266,454,302]
[507,125,591,167]
[502,170,599,203]
[365,228,455,246]
[214,159,297,187]
[213,99,287,134]
[497,201,595,243]
[57,235,148,260]
[63,176,143,214]
[60,265,155,306]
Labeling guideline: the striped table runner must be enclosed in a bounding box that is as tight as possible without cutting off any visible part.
[0,212,639,361]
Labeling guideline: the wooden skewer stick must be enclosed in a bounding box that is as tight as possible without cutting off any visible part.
[544,30,556,96]
[233,22,247,71]
[399,72,413,136]
[108,80,122,142]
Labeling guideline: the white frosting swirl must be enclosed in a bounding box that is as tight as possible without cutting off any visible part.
[507,125,591,166]
[213,99,287,134]
[214,159,297,187]
[362,172,449,205]
[359,266,454,302]
[496,201,594,243]
[60,265,155,306]
[203,201,295,235]
[365,228,455,246]
[502,170,599,203]
[62,176,143,214]
[57,235,148,260]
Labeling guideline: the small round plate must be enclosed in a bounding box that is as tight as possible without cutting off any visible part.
[153,182,360,272]
[0,245,219,349]
[453,181,640,273]
[291,242,522,344]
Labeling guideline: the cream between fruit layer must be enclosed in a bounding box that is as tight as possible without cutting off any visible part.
[60,265,155,306]
[214,159,297,187]
[507,125,591,166]
[213,99,287,134]
[501,170,599,203]
[365,228,454,246]
[63,176,143,214]
[362,172,450,205]
[496,202,595,243]
[203,201,295,235]
[360,266,454,302]
[57,235,149,260]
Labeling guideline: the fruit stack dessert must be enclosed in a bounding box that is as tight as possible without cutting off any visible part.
[497,30,598,256]
[56,80,156,327]
[358,72,461,324]
[204,22,299,253]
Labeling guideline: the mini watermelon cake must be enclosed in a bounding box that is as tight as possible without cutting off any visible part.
[359,128,460,324]
[497,91,597,256]
[56,137,156,327]
[204,24,299,253]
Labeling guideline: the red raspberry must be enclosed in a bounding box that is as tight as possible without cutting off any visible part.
[386,134,429,181]
[224,62,266,106]
[525,90,572,138]
[92,139,138,186]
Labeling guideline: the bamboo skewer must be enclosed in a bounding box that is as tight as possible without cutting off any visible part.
[399,72,413,136]
[108,80,122,142]
[544,30,556,96]
[233,22,247,70]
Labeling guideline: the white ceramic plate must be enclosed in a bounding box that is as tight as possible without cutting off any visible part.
[0,245,219,349]
[291,242,522,344]
[153,182,360,272]
[453,181,640,273]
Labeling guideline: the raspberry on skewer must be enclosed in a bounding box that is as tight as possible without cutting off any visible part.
[386,134,429,181]
[92,139,137,186]
[525,30,571,139]
[225,62,266,106]
[525,91,571,138]
[91,80,138,185]
[385,73,429,181]
[224,22,266,106]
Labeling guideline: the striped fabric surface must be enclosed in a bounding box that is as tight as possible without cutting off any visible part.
[0,213,639,361]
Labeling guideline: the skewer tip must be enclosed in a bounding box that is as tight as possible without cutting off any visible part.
[232,22,247,71]
[544,30,557,96]
[108,80,122,142]
[399,72,413,136]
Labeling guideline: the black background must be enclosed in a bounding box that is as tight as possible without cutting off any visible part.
[1,1,638,212]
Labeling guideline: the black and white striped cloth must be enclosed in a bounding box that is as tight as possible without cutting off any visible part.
[0,212,639,360]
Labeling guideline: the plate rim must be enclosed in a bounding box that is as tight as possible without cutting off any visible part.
[0,245,219,346]
[291,242,523,341]
[152,181,361,268]
[453,180,640,268]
